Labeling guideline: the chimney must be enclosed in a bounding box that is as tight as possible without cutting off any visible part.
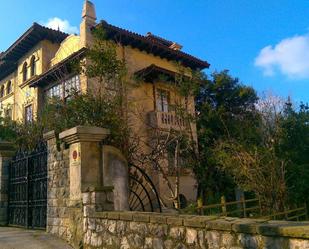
[80,0,97,48]
[169,42,183,51]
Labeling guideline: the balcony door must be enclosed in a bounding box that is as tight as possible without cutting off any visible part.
[156,88,170,112]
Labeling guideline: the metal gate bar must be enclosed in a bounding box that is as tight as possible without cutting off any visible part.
[8,143,47,229]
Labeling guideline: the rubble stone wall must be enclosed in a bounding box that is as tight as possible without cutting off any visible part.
[82,210,309,249]
[45,132,83,248]
[42,129,309,249]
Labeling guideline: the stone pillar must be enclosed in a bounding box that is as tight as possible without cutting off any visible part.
[0,141,15,225]
[59,126,110,203]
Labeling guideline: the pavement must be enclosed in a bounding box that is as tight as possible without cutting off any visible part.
[0,227,73,249]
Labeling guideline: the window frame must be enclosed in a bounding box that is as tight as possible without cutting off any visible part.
[24,104,33,124]
[6,81,12,95]
[0,85,4,98]
[30,56,36,77]
[5,107,12,120]
[22,62,28,82]
[156,88,170,113]
[44,74,81,102]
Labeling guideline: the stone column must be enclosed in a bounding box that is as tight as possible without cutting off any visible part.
[0,141,15,225]
[59,126,110,203]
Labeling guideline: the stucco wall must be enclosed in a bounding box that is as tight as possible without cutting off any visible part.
[0,39,61,121]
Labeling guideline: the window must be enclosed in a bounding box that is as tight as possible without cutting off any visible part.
[5,108,12,119]
[45,75,80,100]
[0,85,4,98]
[24,105,33,123]
[6,81,12,95]
[64,75,80,98]
[22,62,28,82]
[46,83,63,99]
[30,56,36,77]
[156,88,170,112]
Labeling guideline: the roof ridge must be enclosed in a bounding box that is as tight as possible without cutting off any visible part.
[37,22,69,36]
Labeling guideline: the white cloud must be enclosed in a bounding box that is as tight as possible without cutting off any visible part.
[255,33,309,79]
[43,17,78,34]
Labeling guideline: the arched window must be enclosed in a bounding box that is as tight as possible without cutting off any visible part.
[6,81,12,95]
[22,62,28,82]
[0,85,4,98]
[30,56,36,77]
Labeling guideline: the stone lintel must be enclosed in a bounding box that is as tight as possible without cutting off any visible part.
[43,130,56,141]
[0,141,15,157]
[59,126,110,145]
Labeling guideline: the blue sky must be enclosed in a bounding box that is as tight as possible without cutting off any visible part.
[1,0,309,103]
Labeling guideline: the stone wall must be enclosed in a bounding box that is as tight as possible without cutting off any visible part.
[82,210,309,249]
[42,128,309,249]
[45,131,83,248]
[44,127,115,249]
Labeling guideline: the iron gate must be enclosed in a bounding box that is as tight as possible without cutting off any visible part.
[129,164,162,212]
[8,143,47,229]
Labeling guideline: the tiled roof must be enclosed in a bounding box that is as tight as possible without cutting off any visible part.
[0,23,68,61]
[0,23,68,80]
[96,20,210,70]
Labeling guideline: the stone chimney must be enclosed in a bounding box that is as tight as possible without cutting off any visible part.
[80,0,97,48]
[169,42,183,51]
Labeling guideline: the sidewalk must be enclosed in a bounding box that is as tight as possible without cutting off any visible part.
[0,227,73,249]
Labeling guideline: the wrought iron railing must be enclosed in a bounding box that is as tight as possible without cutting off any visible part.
[8,142,47,229]
[128,164,162,212]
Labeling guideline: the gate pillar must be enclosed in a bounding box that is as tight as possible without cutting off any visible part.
[0,141,15,225]
[59,126,110,203]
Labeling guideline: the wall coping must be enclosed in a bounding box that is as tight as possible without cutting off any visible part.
[88,211,309,240]
[43,130,56,141]
[82,186,114,193]
[59,126,110,144]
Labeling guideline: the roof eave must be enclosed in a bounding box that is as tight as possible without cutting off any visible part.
[94,20,210,70]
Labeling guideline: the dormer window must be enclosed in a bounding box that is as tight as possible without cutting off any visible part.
[0,85,4,98]
[22,62,28,82]
[30,56,36,77]
[6,81,12,95]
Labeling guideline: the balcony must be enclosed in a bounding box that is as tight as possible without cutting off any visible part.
[148,111,187,130]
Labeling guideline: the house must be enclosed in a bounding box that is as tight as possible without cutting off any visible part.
[0,0,209,208]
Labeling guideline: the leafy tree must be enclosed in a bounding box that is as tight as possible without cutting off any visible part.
[212,93,309,213]
[0,114,17,141]
[278,101,309,206]
[195,70,259,203]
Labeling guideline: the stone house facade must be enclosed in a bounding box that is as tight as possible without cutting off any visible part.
[0,1,210,207]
